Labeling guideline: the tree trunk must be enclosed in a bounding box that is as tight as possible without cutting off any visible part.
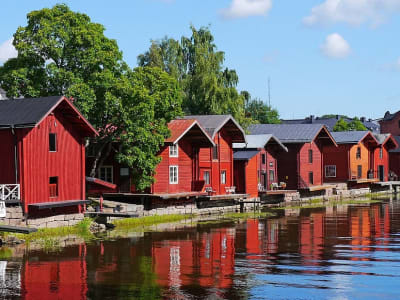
[89,141,108,178]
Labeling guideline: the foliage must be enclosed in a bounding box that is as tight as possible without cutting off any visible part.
[138,25,253,127]
[321,114,349,119]
[333,117,367,132]
[245,97,281,124]
[0,4,182,189]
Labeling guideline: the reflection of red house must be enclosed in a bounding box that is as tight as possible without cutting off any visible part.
[233,135,288,198]
[0,96,97,215]
[21,245,87,299]
[249,124,337,190]
[183,115,246,195]
[87,119,214,195]
[300,212,324,263]
[246,219,261,259]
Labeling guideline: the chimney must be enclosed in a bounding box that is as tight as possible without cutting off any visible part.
[336,115,340,120]
[310,115,315,123]
[360,117,366,122]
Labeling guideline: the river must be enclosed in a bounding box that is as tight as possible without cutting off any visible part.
[1,196,400,299]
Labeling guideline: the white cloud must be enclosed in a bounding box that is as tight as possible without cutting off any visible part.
[304,0,400,27]
[321,33,351,59]
[220,0,272,19]
[0,39,17,63]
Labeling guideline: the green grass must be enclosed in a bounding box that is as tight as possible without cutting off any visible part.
[112,214,194,229]
[0,247,13,259]
[272,198,382,210]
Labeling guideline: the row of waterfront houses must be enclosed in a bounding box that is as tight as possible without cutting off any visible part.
[1,95,400,219]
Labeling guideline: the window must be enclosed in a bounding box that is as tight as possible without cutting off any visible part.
[269,170,275,182]
[261,154,266,164]
[49,177,58,197]
[169,144,178,157]
[87,142,97,157]
[325,165,336,177]
[308,149,313,163]
[204,171,210,185]
[309,172,314,185]
[221,171,227,184]
[99,166,113,183]
[357,165,362,178]
[169,166,178,184]
[379,147,383,159]
[49,133,57,152]
[269,161,274,168]
[212,145,218,160]
[356,147,361,159]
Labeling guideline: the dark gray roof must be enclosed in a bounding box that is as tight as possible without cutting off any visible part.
[390,136,400,153]
[382,111,397,121]
[281,116,380,132]
[0,96,63,127]
[233,150,260,161]
[331,131,371,144]
[248,124,326,143]
[233,134,288,152]
[373,133,391,145]
[182,114,246,142]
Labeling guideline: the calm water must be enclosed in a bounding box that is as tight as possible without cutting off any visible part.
[1,197,400,299]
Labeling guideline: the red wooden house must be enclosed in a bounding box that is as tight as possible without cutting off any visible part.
[372,133,398,181]
[233,134,288,198]
[249,124,337,190]
[87,119,215,198]
[0,96,97,216]
[378,112,400,178]
[182,115,246,195]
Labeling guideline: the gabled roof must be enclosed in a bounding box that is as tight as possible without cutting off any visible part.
[165,119,215,146]
[390,136,400,153]
[248,124,336,145]
[233,134,288,152]
[182,115,246,143]
[0,96,97,136]
[331,131,377,144]
[233,150,260,161]
[373,133,398,150]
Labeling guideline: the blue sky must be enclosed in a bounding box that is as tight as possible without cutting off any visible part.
[1,0,400,119]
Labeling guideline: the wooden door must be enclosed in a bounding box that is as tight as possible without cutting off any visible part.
[119,167,131,193]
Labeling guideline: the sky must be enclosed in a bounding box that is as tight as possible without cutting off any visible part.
[0,0,400,119]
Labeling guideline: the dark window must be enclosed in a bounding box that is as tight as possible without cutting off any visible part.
[309,172,314,185]
[212,145,218,160]
[356,147,361,159]
[49,177,58,197]
[308,149,313,163]
[357,165,362,178]
[49,133,57,152]
[261,154,266,164]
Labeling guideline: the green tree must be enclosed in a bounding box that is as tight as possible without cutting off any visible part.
[245,98,280,124]
[0,4,182,190]
[333,118,349,132]
[348,117,367,131]
[138,25,252,127]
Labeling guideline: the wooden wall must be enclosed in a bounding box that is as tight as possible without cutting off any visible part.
[275,144,300,190]
[323,144,349,182]
[349,143,370,179]
[299,142,323,187]
[0,129,16,184]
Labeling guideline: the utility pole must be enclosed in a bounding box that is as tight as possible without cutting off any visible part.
[268,77,271,107]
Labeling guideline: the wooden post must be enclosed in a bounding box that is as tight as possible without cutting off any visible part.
[100,195,103,212]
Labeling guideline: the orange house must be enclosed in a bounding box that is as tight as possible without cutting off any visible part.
[324,131,379,183]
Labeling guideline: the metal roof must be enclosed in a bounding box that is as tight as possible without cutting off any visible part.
[233,150,260,161]
[331,131,373,144]
[0,96,63,127]
[165,119,215,146]
[390,136,400,153]
[248,124,328,143]
[373,133,391,145]
[182,114,246,143]
[233,134,288,152]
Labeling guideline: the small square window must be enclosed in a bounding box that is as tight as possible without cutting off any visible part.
[49,176,58,197]
[325,165,336,177]
[49,133,57,152]
[169,166,178,184]
[221,171,227,184]
[99,166,113,183]
[169,144,178,157]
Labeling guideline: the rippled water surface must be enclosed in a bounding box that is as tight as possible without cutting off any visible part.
[1,197,400,299]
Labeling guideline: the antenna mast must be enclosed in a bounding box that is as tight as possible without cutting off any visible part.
[268,77,271,107]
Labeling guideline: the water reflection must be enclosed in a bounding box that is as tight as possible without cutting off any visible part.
[2,198,400,299]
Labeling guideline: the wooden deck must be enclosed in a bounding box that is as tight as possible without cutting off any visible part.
[0,225,37,234]
[103,192,207,200]
[28,200,90,210]
[265,190,298,195]
[348,178,379,184]
[84,212,139,218]
[198,193,249,201]
[301,184,336,192]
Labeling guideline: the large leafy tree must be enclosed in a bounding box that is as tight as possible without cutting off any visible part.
[333,117,367,132]
[0,4,182,190]
[245,96,280,124]
[138,25,252,127]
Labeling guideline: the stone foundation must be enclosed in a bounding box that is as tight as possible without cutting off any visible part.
[26,213,85,229]
[0,206,24,226]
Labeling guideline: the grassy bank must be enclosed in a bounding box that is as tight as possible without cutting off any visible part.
[112,214,194,229]
[272,198,382,210]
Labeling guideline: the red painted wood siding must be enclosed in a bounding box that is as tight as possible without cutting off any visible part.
[373,146,390,181]
[299,142,323,187]
[323,144,349,182]
[275,144,299,190]
[20,111,86,213]
[0,130,16,184]
[245,156,258,198]
[389,153,400,177]
[233,160,246,193]
[266,149,279,188]
[380,113,400,136]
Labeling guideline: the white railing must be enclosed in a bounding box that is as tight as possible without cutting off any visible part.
[0,184,20,202]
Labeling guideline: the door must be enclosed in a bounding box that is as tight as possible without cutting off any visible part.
[119,167,131,193]
[357,165,362,179]
[378,165,385,181]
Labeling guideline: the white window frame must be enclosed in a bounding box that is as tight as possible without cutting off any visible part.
[325,165,336,178]
[204,171,210,185]
[169,165,179,184]
[221,170,227,184]
[99,166,113,183]
[169,144,179,157]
